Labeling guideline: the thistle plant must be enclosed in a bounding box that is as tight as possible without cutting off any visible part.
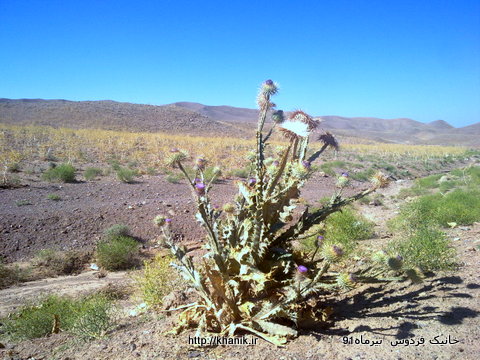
[159,80,419,345]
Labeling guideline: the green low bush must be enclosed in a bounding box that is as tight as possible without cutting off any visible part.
[104,224,130,240]
[302,207,374,254]
[116,166,137,183]
[0,294,116,341]
[135,254,183,309]
[96,236,139,271]
[389,226,457,272]
[84,167,103,181]
[42,163,76,183]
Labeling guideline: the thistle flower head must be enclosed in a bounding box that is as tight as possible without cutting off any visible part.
[195,182,206,196]
[248,178,256,187]
[322,244,344,263]
[261,79,279,97]
[273,160,280,167]
[278,120,310,141]
[336,174,350,188]
[314,235,324,247]
[165,150,188,168]
[297,265,308,274]
[318,132,339,151]
[370,171,390,189]
[336,272,356,290]
[256,80,279,109]
[387,256,403,271]
[302,160,312,170]
[165,218,172,224]
[153,215,167,227]
[222,203,235,214]
[195,157,207,170]
[341,172,349,177]
[290,110,319,131]
[272,110,285,124]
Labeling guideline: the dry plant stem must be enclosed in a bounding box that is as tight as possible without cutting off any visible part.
[307,143,329,163]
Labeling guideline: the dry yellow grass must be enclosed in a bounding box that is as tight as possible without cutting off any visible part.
[0,124,470,172]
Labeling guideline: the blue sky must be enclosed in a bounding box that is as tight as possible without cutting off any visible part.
[1,0,479,127]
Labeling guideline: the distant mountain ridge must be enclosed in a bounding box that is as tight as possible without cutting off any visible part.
[0,98,478,145]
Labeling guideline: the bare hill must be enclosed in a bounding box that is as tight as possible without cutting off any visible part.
[1,98,478,145]
[0,99,250,137]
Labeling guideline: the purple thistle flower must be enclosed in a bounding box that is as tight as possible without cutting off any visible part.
[170,148,179,153]
[195,182,206,195]
[302,160,311,170]
[297,265,308,274]
[265,79,274,86]
[196,158,206,169]
[341,172,349,177]
[332,245,344,257]
[194,177,201,183]
[248,178,256,187]
[273,160,280,167]
[165,218,172,223]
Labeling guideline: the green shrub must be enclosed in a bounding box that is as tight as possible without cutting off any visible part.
[68,294,117,340]
[84,167,103,181]
[392,188,480,229]
[116,166,137,183]
[230,167,250,178]
[302,207,374,254]
[104,224,130,239]
[135,254,183,309]
[15,199,31,206]
[390,226,457,272]
[47,193,61,201]
[0,294,116,341]
[96,236,139,271]
[1,295,77,340]
[349,168,376,181]
[7,162,20,173]
[42,163,76,183]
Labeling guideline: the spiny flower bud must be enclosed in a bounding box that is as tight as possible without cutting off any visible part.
[314,235,324,248]
[212,166,222,177]
[336,272,356,290]
[387,255,403,271]
[222,203,235,214]
[165,150,188,168]
[195,182,206,196]
[302,160,312,170]
[370,171,390,189]
[336,173,350,188]
[153,215,167,227]
[196,157,207,170]
[261,79,278,96]
[322,244,344,263]
[272,110,285,124]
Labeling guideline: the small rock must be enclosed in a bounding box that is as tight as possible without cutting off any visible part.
[187,351,202,358]
[129,343,137,351]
